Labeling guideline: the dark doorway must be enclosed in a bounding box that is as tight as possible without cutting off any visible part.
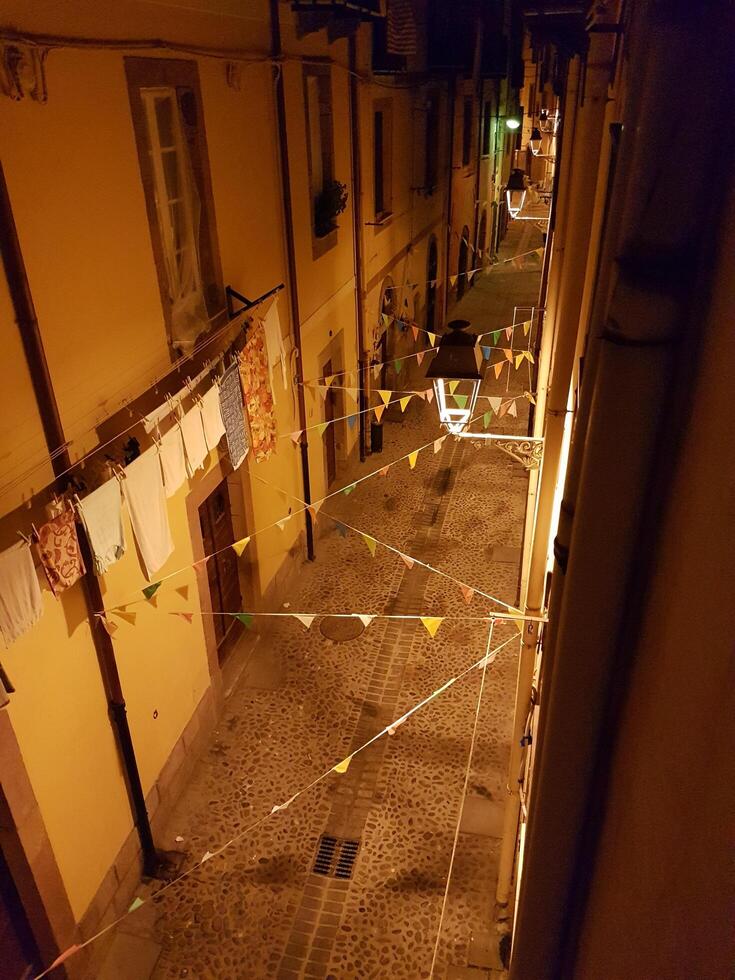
[457,225,470,300]
[198,478,243,662]
[322,357,338,486]
[0,846,40,980]
[477,210,487,270]
[426,237,438,333]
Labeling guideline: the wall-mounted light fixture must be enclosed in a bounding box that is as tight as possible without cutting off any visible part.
[506,169,527,218]
[506,115,522,130]
[529,127,542,155]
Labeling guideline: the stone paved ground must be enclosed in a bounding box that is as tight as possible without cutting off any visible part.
[103,222,543,979]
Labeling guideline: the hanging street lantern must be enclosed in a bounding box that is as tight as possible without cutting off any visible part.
[506,115,521,130]
[506,169,527,218]
[529,126,543,155]
[426,319,482,434]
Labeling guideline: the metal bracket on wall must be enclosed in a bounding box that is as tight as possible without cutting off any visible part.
[225,282,285,320]
[494,437,545,470]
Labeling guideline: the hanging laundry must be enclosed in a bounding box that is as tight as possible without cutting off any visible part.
[261,299,288,399]
[0,661,14,708]
[200,384,226,452]
[121,448,174,580]
[219,361,250,470]
[180,405,208,477]
[76,478,126,575]
[239,322,278,462]
[36,509,86,598]
[0,542,43,646]
[160,424,187,498]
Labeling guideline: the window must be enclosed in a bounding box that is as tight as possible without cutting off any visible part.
[482,99,493,157]
[303,66,335,238]
[462,97,473,167]
[373,101,393,219]
[424,92,439,193]
[125,58,223,353]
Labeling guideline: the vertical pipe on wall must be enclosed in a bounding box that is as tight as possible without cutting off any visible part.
[348,32,367,462]
[442,74,456,325]
[0,160,159,878]
[269,0,315,559]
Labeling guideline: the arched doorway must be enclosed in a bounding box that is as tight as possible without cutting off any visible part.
[457,225,470,300]
[426,237,438,333]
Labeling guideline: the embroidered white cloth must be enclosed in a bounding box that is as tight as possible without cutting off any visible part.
[0,542,43,646]
[77,477,126,574]
[261,299,288,400]
[180,406,208,477]
[200,385,226,452]
[122,448,174,580]
[160,424,187,498]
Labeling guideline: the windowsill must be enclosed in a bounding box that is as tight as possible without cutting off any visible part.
[372,211,393,230]
[312,226,338,260]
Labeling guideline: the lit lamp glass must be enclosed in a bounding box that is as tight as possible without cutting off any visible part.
[425,320,483,434]
[529,126,542,155]
[506,116,521,130]
[506,169,527,218]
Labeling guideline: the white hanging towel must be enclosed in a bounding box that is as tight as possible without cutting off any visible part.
[0,542,43,646]
[122,448,174,580]
[77,477,126,574]
[180,406,208,477]
[261,299,288,400]
[200,385,226,452]
[160,424,187,498]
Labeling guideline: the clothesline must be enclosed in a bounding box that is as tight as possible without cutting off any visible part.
[33,630,520,980]
[380,246,544,293]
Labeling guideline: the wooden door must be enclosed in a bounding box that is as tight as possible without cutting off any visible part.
[0,848,39,980]
[322,358,337,486]
[198,478,242,661]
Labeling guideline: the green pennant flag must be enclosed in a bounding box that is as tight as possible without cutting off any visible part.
[236,614,253,629]
[453,394,468,409]
[142,582,161,601]
[394,359,403,374]
[483,411,492,428]
[343,483,357,496]
[492,330,501,345]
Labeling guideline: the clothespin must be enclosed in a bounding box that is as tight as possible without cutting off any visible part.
[113,463,126,482]
[17,530,32,545]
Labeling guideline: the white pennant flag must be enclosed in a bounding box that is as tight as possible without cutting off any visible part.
[293,614,316,630]
[356,614,375,628]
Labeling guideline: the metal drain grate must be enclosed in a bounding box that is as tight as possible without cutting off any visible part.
[312,835,360,879]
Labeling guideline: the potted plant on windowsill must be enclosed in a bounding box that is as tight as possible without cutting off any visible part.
[314,179,348,238]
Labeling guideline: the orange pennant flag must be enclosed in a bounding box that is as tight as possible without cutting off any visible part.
[416,350,425,366]
[97,614,118,637]
[420,616,443,638]
[379,465,390,477]
[172,611,194,624]
[307,501,322,522]
[493,361,504,379]
[399,552,415,570]
[505,327,513,340]
[504,348,513,362]
[460,584,475,605]
[374,404,385,423]
[411,324,419,341]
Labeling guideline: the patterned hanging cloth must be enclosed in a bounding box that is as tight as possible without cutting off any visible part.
[36,509,86,598]
[239,321,278,463]
[219,361,249,470]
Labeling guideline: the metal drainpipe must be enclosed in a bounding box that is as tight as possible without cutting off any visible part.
[270,0,314,560]
[511,4,734,972]
[441,73,456,325]
[348,33,367,463]
[0,160,160,878]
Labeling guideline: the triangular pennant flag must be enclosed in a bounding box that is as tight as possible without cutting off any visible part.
[343,483,357,496]
[356,614,375,628]
[416,350,425,366]
[142,582,161,601]
[325,375,336,387]
[172,612,194,624]
[524,391,537,405]
[399,552,415,569]
[506,327,513,340]
[523,320,532,336]
[413,389,426,401]
[332,756,352,775]
[411,324,419,341]
[373,363,382,380]
[175,585,189,600]
[377,389,392,406]
[498,401,509,417]
[236,613,253,628]
[361,534,377,557]
[515,353,525,369]
[113,609,137,626]
[493,361,505,379]
[201,851,214,863]
[334,522,349,537]
[467,270,476,285]
[374,404,385,423]
[488,397,502,413]
[504,348,513,362]
[347,415,357,430]
[525,350,535,364]
[420,616,443,638]
[316,421,330,437]
[380,312,390,327]
[400,395,412,412]
[276,517,290,531]
[378,465,390,477]
[460,584,475,605]
[433,436,446,454]
[483,411,492,429]
[307,502,321,522]
[449,275,458,287]
[427,332,437,347]
[293,614,315,630]
[232,536,251,557]
[453,394,468,409]
[508,401,518,417]
[97,614,118,637]
[129,897,145,912]
[425,388,434,404]
[345,387,358,401]
[482,346,492,360]
[492,330,501,345]
[448,380,460,395]
[290,430,302,444]
[394,359,403,374]
[408,450,419,470]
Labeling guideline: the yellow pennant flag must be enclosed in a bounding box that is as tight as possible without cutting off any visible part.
[316,421,329,436]
[427,332,437,347]
[525,350,535,364]
[333,756,352,775]
[113,609,137,626]
[420,616,443,638]
[515,353,525,369]
[408,450,419,469]
[448,380,460,395]
[377,389,392,406]
[493,361,504,379]
[232,536,251,558]
[362,534,377,557]
[325,375,336,387]
[374,404,385,423]
[523,320,532,336]
[524,391,537,405]
[400,395,413,412]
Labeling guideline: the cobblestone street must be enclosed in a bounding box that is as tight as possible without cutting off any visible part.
[103,222,543,980]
